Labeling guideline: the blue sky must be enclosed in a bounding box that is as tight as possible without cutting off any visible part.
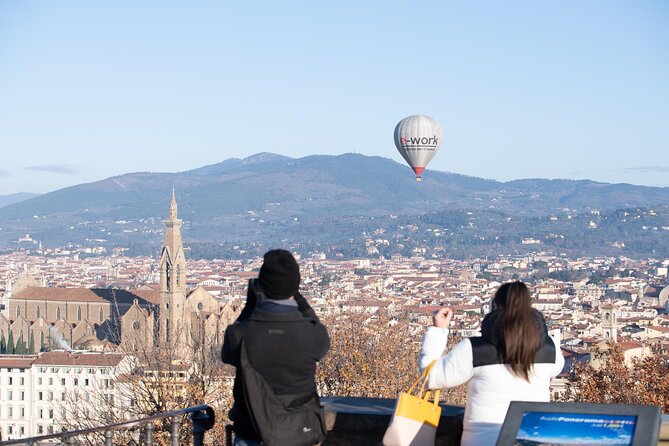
[0,1,667,194]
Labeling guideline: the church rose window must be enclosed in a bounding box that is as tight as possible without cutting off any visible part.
[132,321,140,331]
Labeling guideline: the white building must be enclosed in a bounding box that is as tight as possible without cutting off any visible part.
[0,351,134,442]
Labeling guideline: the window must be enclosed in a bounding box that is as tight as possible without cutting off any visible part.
[38,391,43,400]
[8,377,12,385]
[36,306,41,319]
[17,306,21,317]
[8,406,13,418]
[8,425,12,434]
[20,406,25,418]
[19,426,24,435]
[61,392,65,401]
[49,409,54,419]
[77,306,82,321]
[48,425,53,434]
[20,377,24,385]
[49,391,53,401]
[84,378,89,386]
[74,378,78,386]
[20,391,24,401]
[100,308,104,321]
[48,377,53,386]
[39,409,43,418]
[38,377,43,385]
[61,378,65,385]
[38,425,43,434]
[57,307,61,319]
[165,263,171,290]
[8,390,12,400]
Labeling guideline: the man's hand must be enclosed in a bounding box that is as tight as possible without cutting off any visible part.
[432,307,454,329]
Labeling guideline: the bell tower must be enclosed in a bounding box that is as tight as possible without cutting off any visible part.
[600,303,618,343]
[159,189,188,349]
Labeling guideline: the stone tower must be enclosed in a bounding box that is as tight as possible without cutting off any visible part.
[158,189,188,349]
[600,303,618,343]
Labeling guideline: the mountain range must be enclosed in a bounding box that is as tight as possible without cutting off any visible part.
[0,153,667,258]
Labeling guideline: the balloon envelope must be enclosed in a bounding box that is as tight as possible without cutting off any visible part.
[394,115,443,178]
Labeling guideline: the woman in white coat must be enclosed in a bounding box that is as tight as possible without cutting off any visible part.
[419,281,564,446]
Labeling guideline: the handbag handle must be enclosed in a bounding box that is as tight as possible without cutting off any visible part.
[407,361,441,406]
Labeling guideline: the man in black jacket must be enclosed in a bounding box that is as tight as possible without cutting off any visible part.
[222,249,330,445]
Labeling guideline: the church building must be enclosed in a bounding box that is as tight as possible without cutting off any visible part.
[0,192,238,357]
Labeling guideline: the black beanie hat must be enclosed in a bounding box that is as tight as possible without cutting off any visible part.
[258,249,300,300]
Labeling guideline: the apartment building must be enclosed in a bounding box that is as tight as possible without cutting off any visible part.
[0,351,134,442]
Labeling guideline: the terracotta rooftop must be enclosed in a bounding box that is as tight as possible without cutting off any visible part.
[33,351,127,367]
[11,286,160,305]
[0,355,37,368]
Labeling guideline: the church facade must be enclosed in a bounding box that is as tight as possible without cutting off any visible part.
[0,192,238,357]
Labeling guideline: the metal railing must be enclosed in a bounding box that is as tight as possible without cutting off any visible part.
[0,405,215,446]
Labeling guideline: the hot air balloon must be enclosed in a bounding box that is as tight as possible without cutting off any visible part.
[394,115,443,182]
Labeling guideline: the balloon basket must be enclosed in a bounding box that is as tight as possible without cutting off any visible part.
[415,176,422,182]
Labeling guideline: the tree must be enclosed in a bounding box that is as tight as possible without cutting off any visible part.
[7,330,15,354]
[0,332,6,354]
[316,314,467,406]
[58,313,233,446]
[29,332,35,354]
[562,342,669,412]
[15,333,27,354]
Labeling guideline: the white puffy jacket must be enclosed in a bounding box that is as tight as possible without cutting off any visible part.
[419,327,564,446]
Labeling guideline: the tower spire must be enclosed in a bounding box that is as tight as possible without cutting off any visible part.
[168,187,178,220]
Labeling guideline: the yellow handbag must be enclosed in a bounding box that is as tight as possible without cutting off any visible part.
[383,360,442,446]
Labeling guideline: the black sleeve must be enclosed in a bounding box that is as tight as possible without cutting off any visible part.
[313,322,330,361]
[221,324,242,366]
[294,291,318,320]
[235,279,258,322]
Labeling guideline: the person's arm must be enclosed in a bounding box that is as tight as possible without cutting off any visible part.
[419,307,474,389]
[235,279,259,322]
[294,291,318,320]
[221,325,242,366]
[313,323,330,361]
[424,338,474,389]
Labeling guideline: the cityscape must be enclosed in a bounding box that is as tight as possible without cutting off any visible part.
[1,1,667,444]
[0,193,668,442]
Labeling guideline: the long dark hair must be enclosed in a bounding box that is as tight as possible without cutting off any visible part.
[489,281,541,381]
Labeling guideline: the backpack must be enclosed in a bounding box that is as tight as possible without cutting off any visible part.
[239,339,326,446]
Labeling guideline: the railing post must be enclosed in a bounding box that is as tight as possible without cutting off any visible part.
[170,415,181,446]
[65,437,76,446]
[225,424,234,446]
[144,422,154,446]
[104,430,113,446]
[191,407,215,446]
